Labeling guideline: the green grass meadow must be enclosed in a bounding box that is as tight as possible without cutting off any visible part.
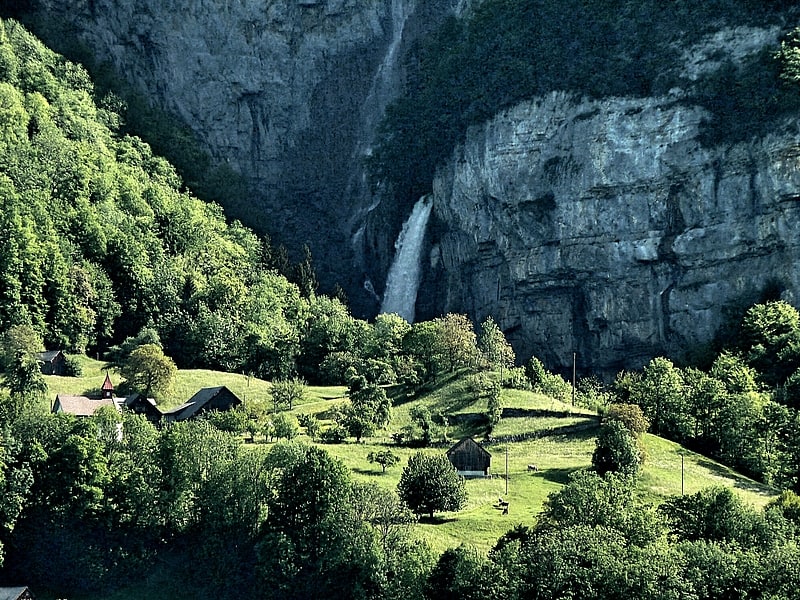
[42,358,778,556]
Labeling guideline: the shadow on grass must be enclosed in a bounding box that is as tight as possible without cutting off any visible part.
[694,458,774,496]
[418,515,459,525]
[536,467,583,485]
[351,467,390,477]
[502,408,577,419]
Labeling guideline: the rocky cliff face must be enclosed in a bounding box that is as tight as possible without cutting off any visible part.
[13,3,800,373]
[429,24,800,374]
[20,0,459,312]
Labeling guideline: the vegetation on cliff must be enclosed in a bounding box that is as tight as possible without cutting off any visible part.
[370,0,800,204]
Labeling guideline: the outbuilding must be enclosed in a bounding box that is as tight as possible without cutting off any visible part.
[36,350,66,375]
[162,386,242,423]
[446,436,492,478]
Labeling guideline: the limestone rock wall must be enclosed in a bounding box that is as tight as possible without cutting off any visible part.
[22,0,458,312]
[431,84,800,373]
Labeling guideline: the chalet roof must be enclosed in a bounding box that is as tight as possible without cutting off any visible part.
[162,386,239,421]
[35,350,63,363]
[0,587,34,600]
[54,395,120,417]
[124,393,159,410]
[101,372,114,391]
[446,436,492,459]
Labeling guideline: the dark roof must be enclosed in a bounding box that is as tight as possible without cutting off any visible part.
[124,393,163,420]
[447,436,492,459]
[124,393,159,410]
[36,350,63,362]
[162,386,241,421]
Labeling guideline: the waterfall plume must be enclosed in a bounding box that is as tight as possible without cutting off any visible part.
[380,196,433,322]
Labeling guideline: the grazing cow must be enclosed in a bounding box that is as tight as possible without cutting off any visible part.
[527,464,538,472]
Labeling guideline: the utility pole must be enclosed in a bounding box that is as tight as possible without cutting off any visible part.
[571,352,576,406]
[505,446,509,496]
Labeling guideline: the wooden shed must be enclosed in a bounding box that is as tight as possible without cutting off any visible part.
[36,350,66,375]
[447,436,491,478]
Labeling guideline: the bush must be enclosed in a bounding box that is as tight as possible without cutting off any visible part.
[63,355,83,377]
[604,403,649,436]
[502,367,530,390]
[319,424,348,444]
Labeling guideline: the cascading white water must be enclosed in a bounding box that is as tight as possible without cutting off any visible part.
[362,0,414,143]
[380,196,433,322]
[349,0,415,248]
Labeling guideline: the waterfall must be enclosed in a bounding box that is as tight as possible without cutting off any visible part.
[362,0,414,144]
[348,0,415,243]
[380,196,433,322]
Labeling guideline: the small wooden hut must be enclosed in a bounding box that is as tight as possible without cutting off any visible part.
[446,436,492,477]
[36,350,66,375]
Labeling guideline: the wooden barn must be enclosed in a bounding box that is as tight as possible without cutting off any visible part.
[162,386,242,423]
[124,393,163,423]
[36,350,66,375]
[447,437,491,478]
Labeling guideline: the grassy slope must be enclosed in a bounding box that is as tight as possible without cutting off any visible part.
[41,358,777,556]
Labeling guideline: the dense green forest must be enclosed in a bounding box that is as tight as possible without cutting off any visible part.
[3,13,800,600]
[369,0,800,205]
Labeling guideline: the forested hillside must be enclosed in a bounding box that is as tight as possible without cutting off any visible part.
[0,18,321,378]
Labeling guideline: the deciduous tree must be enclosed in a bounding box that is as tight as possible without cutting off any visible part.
[120,343,176,400]
[367,449,400,473]
[397,452,467,519]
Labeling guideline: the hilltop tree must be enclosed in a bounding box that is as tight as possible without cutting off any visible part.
[604,403,649,436]
[477,316,515,374]
[397,452,467,519]
[341,376,391,443]
[628,357,689,440]
[270,377,306,412]
[434,313,478,373]
[592,420,643,477]
[367,449,400,473]
[120,343,176,400]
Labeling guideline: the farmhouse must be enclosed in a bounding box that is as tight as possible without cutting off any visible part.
[52,373,123,417]
[124,392,162,423]
[36,350,66,375]
[447,436,492,477]
[161,386,242,423]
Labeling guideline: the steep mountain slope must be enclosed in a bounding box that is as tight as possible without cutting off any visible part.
[8,0,462,314]
[8,1,800,373]
[430,88,800,373]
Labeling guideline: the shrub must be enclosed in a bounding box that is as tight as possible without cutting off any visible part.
[502,367,530,390]
[319,424,348,444]
[63,355,83,377]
